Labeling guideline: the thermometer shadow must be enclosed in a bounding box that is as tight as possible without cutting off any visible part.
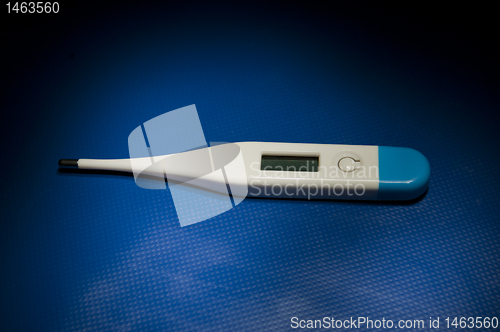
[56,167,238,198]
[57,168,135,180]
[57,168,428,205]
[244,188,428,206]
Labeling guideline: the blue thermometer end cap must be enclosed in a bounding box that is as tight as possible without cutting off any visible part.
[378,146,430,200]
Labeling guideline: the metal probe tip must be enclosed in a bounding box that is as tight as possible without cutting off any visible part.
[58,159,79,167]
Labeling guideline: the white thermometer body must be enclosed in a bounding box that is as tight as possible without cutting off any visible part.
[59,142,430,201]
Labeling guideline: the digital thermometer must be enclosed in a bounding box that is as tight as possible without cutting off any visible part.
[59,142,430,201]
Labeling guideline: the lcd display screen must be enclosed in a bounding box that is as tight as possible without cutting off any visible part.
[261,155,319,172]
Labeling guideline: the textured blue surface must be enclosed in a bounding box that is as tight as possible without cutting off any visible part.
[1,3,500,331]
[378,146,431,200]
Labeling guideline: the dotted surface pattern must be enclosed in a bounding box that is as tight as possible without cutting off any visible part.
[1,4,500,331]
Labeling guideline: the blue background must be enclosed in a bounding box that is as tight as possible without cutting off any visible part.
[1,2,499,331]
